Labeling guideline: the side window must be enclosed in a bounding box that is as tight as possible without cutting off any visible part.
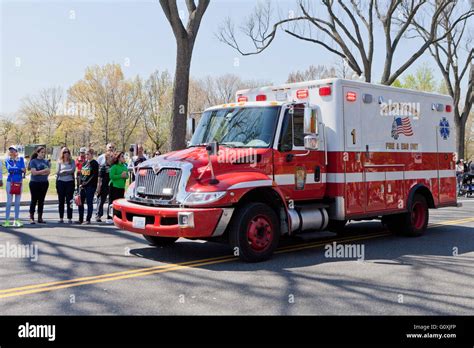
[278,112,292,152]
[278,106,305,151]
[293,107,304,147]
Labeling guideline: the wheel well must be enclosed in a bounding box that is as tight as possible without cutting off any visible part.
[217,187,287,241]
[410,185,435,209]
[236,187,286,215]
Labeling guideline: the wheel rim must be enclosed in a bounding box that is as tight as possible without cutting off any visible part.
[247,215,273,252]
[411,201,426,230]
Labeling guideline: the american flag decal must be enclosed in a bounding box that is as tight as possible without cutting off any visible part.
[391,117,413,139]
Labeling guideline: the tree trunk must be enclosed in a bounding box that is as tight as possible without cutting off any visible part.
[170,42,192,151]
[455,112,466,159]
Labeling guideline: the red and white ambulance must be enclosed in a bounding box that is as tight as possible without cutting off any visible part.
[113,78,458,262]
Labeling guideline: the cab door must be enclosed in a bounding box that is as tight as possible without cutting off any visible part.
[273,103,326,201]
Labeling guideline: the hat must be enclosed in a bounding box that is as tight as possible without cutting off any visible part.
[8,145,18,152]
[79,147,87,153]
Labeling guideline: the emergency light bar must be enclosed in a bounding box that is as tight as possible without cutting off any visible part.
[319,86,331,96]
[296,89,309,99]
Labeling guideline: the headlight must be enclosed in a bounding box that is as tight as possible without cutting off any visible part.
[125,182,135,200]
[183,191,226,206]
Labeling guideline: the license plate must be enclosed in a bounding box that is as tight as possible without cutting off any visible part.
[132,216,146,229]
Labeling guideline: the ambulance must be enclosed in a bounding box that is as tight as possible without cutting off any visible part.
[112,78,458,262]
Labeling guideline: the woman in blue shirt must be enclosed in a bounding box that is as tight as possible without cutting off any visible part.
[3,146,26,227]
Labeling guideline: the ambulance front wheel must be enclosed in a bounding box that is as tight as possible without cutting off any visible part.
[143,235,178,246]
[229,202,280,263]
[386,194,428,237]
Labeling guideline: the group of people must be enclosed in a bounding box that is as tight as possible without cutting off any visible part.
[455,158,474,196]
[0,143,154,227]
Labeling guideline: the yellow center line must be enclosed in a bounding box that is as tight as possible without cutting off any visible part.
[0,216,472,299]
[0,254,235,294]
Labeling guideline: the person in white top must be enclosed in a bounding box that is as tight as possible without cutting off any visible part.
[97,143,115,167]
[456,159,464,191]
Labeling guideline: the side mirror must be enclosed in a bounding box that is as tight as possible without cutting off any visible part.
[304,134,319,150]
[304,107,318,134]
[186,116,195,139]
[206,141,219,156]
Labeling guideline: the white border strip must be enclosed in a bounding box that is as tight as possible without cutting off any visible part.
[228,180,273,190]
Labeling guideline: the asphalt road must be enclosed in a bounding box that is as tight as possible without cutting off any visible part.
[0,199,473,315]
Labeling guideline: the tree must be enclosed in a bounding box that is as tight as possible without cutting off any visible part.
[218,0,472,85]
[400,64,437,92]
[287,64,336,83]
[54,114,91,153]
[11,121,26,146]
[159,0,210,150]
[19,87,63,146]
[68,64,123,146]
[410,2,473,158]
[142,70,173,152]
[112,76,146,151]
[192,74,272,108]
[0,117,14,152]
[19,100,45,144]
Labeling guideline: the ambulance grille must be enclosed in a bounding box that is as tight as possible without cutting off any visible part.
[135,168,182,201]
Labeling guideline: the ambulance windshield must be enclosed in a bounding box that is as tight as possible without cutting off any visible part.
[189,106,280,148]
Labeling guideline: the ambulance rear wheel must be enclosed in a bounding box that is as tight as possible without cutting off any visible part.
[143,235,178,246]
[388,194,428,237]
[229,202,280,263]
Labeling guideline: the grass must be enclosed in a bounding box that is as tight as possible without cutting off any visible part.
[1,177,59,196]
[1,160,60,197]
[1,160,131,197]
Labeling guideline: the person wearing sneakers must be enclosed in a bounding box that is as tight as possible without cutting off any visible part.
[3,146,26,227]
[107,151,128,224]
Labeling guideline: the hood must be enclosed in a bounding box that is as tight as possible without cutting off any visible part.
[139,146,273,187]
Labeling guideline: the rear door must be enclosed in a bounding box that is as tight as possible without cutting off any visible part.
[436,116,455,204]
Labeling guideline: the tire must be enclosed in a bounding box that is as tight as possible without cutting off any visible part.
[229,202,280,262]
[326,219,348,234]
[143,235,178,246]
[386,194,428,237]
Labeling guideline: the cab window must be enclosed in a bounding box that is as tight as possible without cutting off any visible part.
[278,106,305,151]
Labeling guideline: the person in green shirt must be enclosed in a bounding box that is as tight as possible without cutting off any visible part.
[107,151,128,223]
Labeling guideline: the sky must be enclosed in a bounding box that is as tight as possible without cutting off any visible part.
[0,0,466,116]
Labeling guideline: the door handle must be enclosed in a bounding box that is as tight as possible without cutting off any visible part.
[314,166,321,182]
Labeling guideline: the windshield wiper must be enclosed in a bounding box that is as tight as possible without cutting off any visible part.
[219,142,238,148]
[187,143,208,148]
